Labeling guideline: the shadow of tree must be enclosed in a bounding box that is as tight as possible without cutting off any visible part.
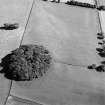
[0,23,19,30]
[98,52,105,57]
[0,53,19,81]
[96,48,104,52]
[97,36,104,40]
[95,65,105,72]
[98,42,103,45]
[100,61,105,64]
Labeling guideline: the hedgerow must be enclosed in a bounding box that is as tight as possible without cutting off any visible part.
[65,0,96,8]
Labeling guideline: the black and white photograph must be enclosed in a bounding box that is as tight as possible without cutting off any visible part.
[0,0,105,105]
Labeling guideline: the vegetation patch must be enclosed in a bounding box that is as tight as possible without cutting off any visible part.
[65,0,96,8]
[97,5,105,11]
[88,32,105,72]
[0,23,19,30]
[0,45,52,81]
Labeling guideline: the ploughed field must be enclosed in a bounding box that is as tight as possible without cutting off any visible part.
[0,0,105,105]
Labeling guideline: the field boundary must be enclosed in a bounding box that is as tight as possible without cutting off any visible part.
[3,0,35,105]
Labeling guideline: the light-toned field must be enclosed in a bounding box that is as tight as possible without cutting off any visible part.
[10,0,105,105]
[98,0,105,6]
[11,62,105,105]
[22,0,101,66]
[0,0,33,105]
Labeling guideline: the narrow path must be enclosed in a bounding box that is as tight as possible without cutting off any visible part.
[3,81,12,105]
[54,59,88,68]
[9,94,43,105]
[19,0,35,47]
[94,0,103,33]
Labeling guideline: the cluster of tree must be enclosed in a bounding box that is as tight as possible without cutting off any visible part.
[88,32,105,72]
[65,0,96,8]
[0,45,52,81]
[97,5,105,11]
[43,0,60,3]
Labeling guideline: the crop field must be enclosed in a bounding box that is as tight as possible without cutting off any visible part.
[0,0,33,105]
[10,62,105,105]
[10,0,105,105]
[21,0,101,66]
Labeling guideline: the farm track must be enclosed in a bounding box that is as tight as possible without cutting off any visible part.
[4,81,12,105]
[94,0,103,33]
[9,94,44,105]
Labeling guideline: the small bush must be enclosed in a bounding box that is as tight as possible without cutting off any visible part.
[97,5,105,10]
[95,65,105,72]
[0,45,52,81]
[87,64,96,69]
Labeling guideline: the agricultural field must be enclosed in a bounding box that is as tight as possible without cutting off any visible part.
[0,0,33,105]
[10,0,105,105]
[10,62,105,105]
[0,0,105,105]
[98,0,105,6]
[21,0,101,66]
